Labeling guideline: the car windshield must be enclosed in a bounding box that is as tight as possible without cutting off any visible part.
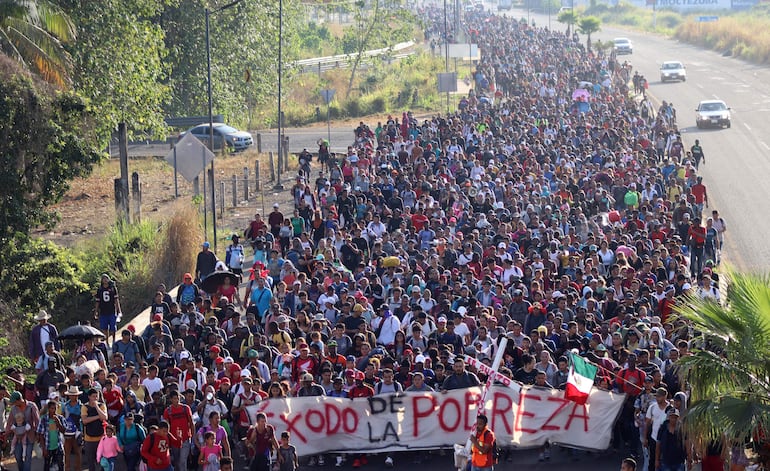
[662,63,681,70]
[700,103,726,112]
[615,39,629,45]
[215,125,239,134]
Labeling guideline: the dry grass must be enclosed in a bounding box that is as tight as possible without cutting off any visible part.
[153,201,201,287]
[677,16,770,64]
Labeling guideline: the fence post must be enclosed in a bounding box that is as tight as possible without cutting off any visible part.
[219,181,225,219]
[255,160,261,191]
[269,152,276,182]
[256,133,262,153]
[243,167,249,201]
[283,136,290,171]
[231,175,238,208]
[131,172,142,224]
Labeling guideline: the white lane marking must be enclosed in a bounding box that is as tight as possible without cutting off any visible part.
[713,94,721,100]
[761,141,770,150]
[696,83,704,89]
[744,123,752,131]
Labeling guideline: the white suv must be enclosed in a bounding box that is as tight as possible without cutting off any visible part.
[660,61,686,82]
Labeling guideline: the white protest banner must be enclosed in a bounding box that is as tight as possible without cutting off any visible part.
[247,385,625,456]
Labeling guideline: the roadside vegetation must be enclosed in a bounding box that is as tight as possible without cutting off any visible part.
[283,52,448,126]
[574,1,770,65]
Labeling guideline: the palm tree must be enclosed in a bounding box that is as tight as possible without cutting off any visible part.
[557,9,577,37]
[577,16,600,52]
[676,271,770,467]
[0,0,76,88]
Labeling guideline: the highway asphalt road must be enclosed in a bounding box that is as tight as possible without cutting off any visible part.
[3,443,629,470]
[498,5,767,272]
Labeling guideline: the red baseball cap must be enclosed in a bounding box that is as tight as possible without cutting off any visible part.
[126,325,136,333]
[152,314,162,322]
[219,377,231,386]
[210,345,221,353]
[215,357,224,365]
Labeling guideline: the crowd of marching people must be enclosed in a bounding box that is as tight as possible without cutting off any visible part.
[11,5,737,471]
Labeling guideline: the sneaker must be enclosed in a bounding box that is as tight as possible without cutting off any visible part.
[538,452,545,462]
[544,449,551,460]
[318,456,326,466]
[336,456,344,467]
[352,459,361,468]
[308,457,317,467]
[385,456,394,467]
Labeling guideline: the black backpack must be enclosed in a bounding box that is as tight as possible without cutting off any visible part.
[485,430,501,464]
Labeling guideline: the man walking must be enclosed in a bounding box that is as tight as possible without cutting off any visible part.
[163,390,195,471]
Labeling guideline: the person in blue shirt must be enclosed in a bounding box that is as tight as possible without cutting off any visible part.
[246,276,273,322]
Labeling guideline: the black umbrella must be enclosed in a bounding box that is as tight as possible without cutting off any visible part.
[200,270,240,294]
[58,324,105,340]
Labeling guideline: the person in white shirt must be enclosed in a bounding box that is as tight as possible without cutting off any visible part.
[141,365,164,397]
[371,308,401,346]
[365,215,387,240]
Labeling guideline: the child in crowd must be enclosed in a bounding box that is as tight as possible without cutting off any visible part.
[96,423,122,471]
[199,430,223,471]
[10,413,31,460]
[278,431,299,471]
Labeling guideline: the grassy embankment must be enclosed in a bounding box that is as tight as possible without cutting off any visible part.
[582,2,770,64]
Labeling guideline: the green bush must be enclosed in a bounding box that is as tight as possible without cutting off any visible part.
[0,354,36,389]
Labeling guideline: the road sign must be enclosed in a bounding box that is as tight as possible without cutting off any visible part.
[165,133,216,182]
[320,89,336,104]
[697,15,719,22]
[437,72,458,93]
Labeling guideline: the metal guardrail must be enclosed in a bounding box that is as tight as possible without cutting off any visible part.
[293,41,417,73]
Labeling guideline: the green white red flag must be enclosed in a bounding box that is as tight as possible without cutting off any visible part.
[565,352,598,405]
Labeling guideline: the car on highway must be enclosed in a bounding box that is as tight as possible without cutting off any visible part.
[613,37,633,55]
[660,61,686,82]
[695,100,731,129]
[180,123,254,151]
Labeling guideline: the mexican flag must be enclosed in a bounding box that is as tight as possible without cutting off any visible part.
[565,352,598,405]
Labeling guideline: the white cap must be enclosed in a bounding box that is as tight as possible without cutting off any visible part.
[179,351,190,360]
[497,242,507,249]
[414,354,426,363]
[273,203,279,208]
[437,316,447,323]
[240,369,252,377]
[552,290,564,299]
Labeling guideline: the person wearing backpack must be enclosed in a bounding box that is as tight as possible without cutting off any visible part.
[141,420,181,471]
[81,388,108,471]
[118,412,146,471]
[469,414,496,471]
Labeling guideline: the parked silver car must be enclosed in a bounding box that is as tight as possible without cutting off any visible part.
[181,123,254,151]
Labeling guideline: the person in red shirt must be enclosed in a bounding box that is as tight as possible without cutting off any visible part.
[410,208,429,230]
[162,390,195,471]
[245,413,279,471]
[141,420,182,471]
[687,218,707,278]
[690,176,708,217]
[347,372,374,468]
[102,379,123,425]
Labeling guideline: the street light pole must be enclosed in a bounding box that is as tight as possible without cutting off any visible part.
[206,0,244,253]
[205,7,216,251]
[275,0,285,190]
[443,0,449,114]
